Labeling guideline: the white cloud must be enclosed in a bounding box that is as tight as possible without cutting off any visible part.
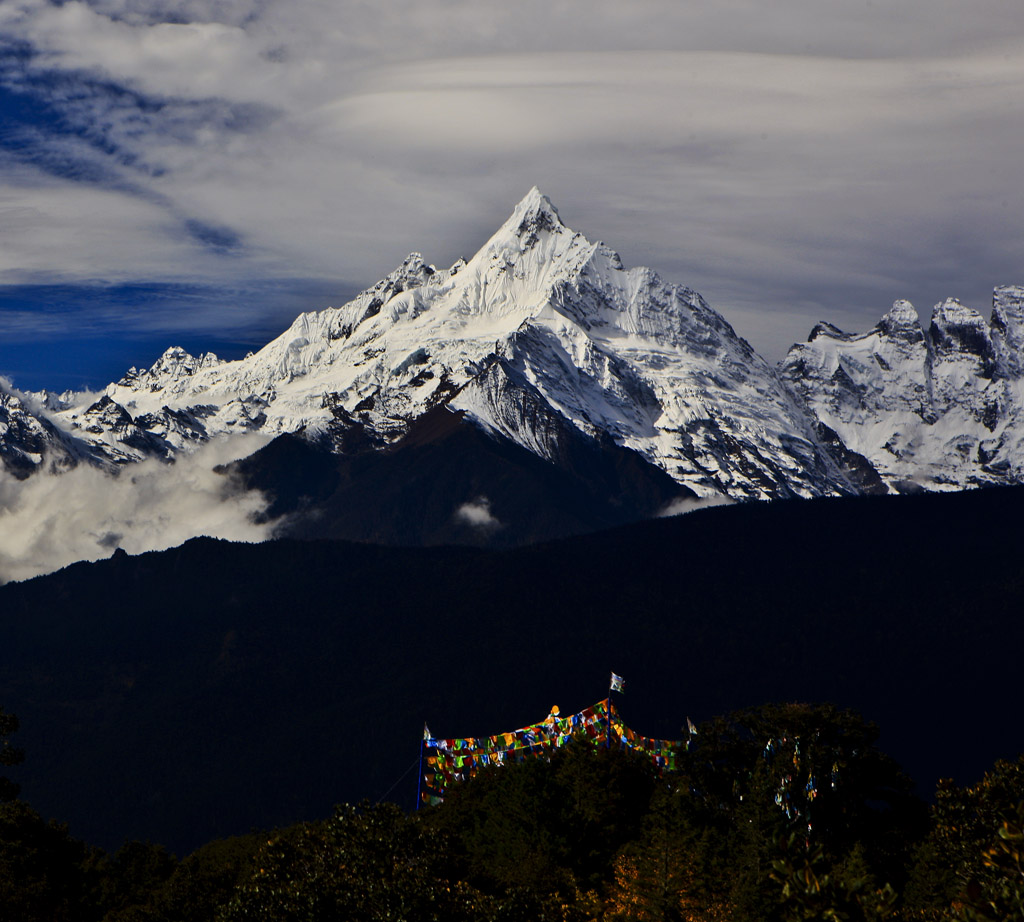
[5,2,268,101]
[0,435,273,584]
[454,496,502,530]
[0,168,230,284]
[0,0,1023,362]
[658,494,735,517]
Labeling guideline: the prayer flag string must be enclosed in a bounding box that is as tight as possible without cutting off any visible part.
[421,700,685,803]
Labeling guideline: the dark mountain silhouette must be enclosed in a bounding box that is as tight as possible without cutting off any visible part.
[1,486,1022,854]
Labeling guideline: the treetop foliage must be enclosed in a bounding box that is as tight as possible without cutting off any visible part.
[0,704,1021,922]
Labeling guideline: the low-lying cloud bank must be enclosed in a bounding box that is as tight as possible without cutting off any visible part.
[658,494,735,518]
[0,436,274,584]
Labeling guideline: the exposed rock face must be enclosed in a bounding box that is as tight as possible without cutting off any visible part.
[780,285,1024,492]
[0,385,78,478]
[991,285,1024,380]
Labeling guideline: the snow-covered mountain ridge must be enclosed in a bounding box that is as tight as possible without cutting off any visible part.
[782,285,1024,491]
[3,189,1022,502]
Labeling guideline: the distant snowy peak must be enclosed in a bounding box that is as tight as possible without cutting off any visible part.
[877,299,925,343]
[781,286,1024,491]
[929,298,995,379]
[117,346,224,392]
[0,384,78,477]
[4,189,833,499]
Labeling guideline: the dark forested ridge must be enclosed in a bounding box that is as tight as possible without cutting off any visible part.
[1,486,1023,854]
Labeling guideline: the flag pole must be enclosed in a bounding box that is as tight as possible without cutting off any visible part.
[606,672,614,749]
[416,724,427,811]
[606,687,612,749]
[607,672,624,749]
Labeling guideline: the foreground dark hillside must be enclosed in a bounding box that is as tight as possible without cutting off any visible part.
[1,487,1023,853]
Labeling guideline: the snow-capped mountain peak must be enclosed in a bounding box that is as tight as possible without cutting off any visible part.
[7,190,1024,509]
[117,346,224,393]
[878,299,925,342]
[502,185,565,238]
[2,191,850,501]
[0,381,79,477]
[928,298,993,369]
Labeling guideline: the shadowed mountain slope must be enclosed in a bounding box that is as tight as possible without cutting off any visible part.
[226,405,692,546]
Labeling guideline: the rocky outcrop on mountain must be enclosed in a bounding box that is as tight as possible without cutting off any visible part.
[780,286,1024,492]
[0,384,78,478]
[116,346,224,393]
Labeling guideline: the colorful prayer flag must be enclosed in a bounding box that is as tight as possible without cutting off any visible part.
[610,672,625,693]
[419,695,684,804]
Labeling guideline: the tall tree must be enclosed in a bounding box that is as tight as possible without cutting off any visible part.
[220,802,485,922]
[905,755,1024,921]
[604,782,734,922]
[675,703,924,921]
[0,800,104,922]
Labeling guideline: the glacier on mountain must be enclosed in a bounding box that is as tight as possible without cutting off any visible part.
[3,189,1023,506]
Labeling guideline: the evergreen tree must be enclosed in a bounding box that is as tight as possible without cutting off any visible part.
[219,801,485,922]
[426,742,657,903]
[674,703,922,921]
[905,755,1024,921]
[605,782,733,922]
[0,800,105,922]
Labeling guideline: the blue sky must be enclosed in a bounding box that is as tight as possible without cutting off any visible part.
[2,1,1023,392]
[0,278,353,390]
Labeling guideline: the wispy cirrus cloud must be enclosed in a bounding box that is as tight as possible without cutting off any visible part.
[0,0,1022,386]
